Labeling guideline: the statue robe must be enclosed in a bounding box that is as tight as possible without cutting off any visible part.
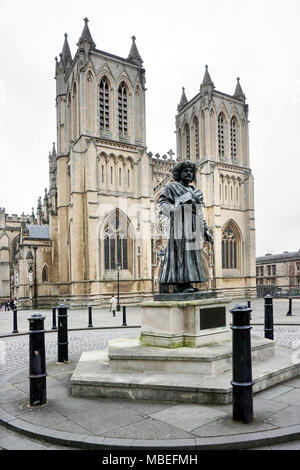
[158,181,207,285]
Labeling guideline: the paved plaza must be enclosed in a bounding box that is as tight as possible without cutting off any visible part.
[0,298,300,450]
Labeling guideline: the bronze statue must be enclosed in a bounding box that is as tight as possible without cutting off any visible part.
[158,160,213,293]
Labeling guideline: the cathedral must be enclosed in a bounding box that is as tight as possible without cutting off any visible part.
[0,19,256,307]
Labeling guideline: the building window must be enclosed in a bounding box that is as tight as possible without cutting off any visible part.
[110,166,113,185]
[99,77,110,131]
[127,169,130,187]
[193,116,199,159]
[230,116,237,158]
[104,211,129,271]
[256,267,259,277]
[267,265,271,276]
[184,123,190,159]
[118,82,128,135]
[222,224,238,269]
[260,266,264,276]
[42,265,48,283]
[218,113,225,158]
[272,264,276,276]
[101,165,104,184]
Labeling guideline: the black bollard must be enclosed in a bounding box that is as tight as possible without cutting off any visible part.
[12,308,19,334]
[28,313,47,407]
[287,298,293,316]
[57,304,68,363]
[88,306,93,328]
[230,303,254,424]
[264,294,274,340]
[122,306,127,327]
[51,307,57,330]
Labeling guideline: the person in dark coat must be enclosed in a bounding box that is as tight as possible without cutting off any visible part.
[158,160,213,293]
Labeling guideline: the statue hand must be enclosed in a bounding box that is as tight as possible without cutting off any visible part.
[205,230,213,243]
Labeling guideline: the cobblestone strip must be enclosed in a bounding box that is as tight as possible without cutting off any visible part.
[252,325,300,349]
[1,325,300,376]
[0,328,140,375]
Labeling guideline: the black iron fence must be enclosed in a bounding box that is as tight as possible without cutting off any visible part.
[257,286,300,298]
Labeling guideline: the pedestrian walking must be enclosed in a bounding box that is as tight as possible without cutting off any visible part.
[110,294,117,317]
[4,299,8,311]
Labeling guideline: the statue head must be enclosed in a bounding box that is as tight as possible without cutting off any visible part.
[172,160,197,183]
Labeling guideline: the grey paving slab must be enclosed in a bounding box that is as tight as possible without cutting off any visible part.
[0,433,51,450]
[264,405,300,427]
[0,400,31,417]
[47,396,97,417]
[17,406,68,427]
[149,403,229,432]
[192,415,277,437]
[255,384,295,400]
[105,416,196,440]
[67,405,144,435]
[111,398,176,416]
[249,397,289,417]
[264,440,300,450]
[271,388,300,406]
[0,386,27,404]
[42,418,93,435]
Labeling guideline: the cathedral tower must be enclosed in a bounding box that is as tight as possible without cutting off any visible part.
[53,19,152,301]
[176,66,256,297]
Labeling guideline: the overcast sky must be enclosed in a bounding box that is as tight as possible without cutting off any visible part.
[0,0,299,257]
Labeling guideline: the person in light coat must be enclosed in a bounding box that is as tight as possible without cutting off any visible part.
[110,295,117,317]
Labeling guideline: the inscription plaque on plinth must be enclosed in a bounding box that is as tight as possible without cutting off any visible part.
[200,306,226,331]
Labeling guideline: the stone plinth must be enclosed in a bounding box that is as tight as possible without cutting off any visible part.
[70,296,300,404]
[140,298,231,348]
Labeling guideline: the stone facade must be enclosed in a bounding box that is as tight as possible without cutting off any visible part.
[0,19,256,307]
[256,251,300,297]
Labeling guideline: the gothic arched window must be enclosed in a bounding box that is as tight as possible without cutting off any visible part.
[218,112,225,158]
[193,116,199,159]
[42,265,48,283]
[230,116,237,158]
[86,71,95,132]
[222,223,239,269]
[184,123,190,159]
[99,77,110,131]
[118,82,128,135]
[72,82,78,139]
[104,210,132,271]
[135,85,142,141]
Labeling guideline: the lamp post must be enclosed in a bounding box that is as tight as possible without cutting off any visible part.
[116,262,121,312]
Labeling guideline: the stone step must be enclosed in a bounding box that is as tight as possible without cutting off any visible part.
[71,337,300,404]
[107,335,275,375]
